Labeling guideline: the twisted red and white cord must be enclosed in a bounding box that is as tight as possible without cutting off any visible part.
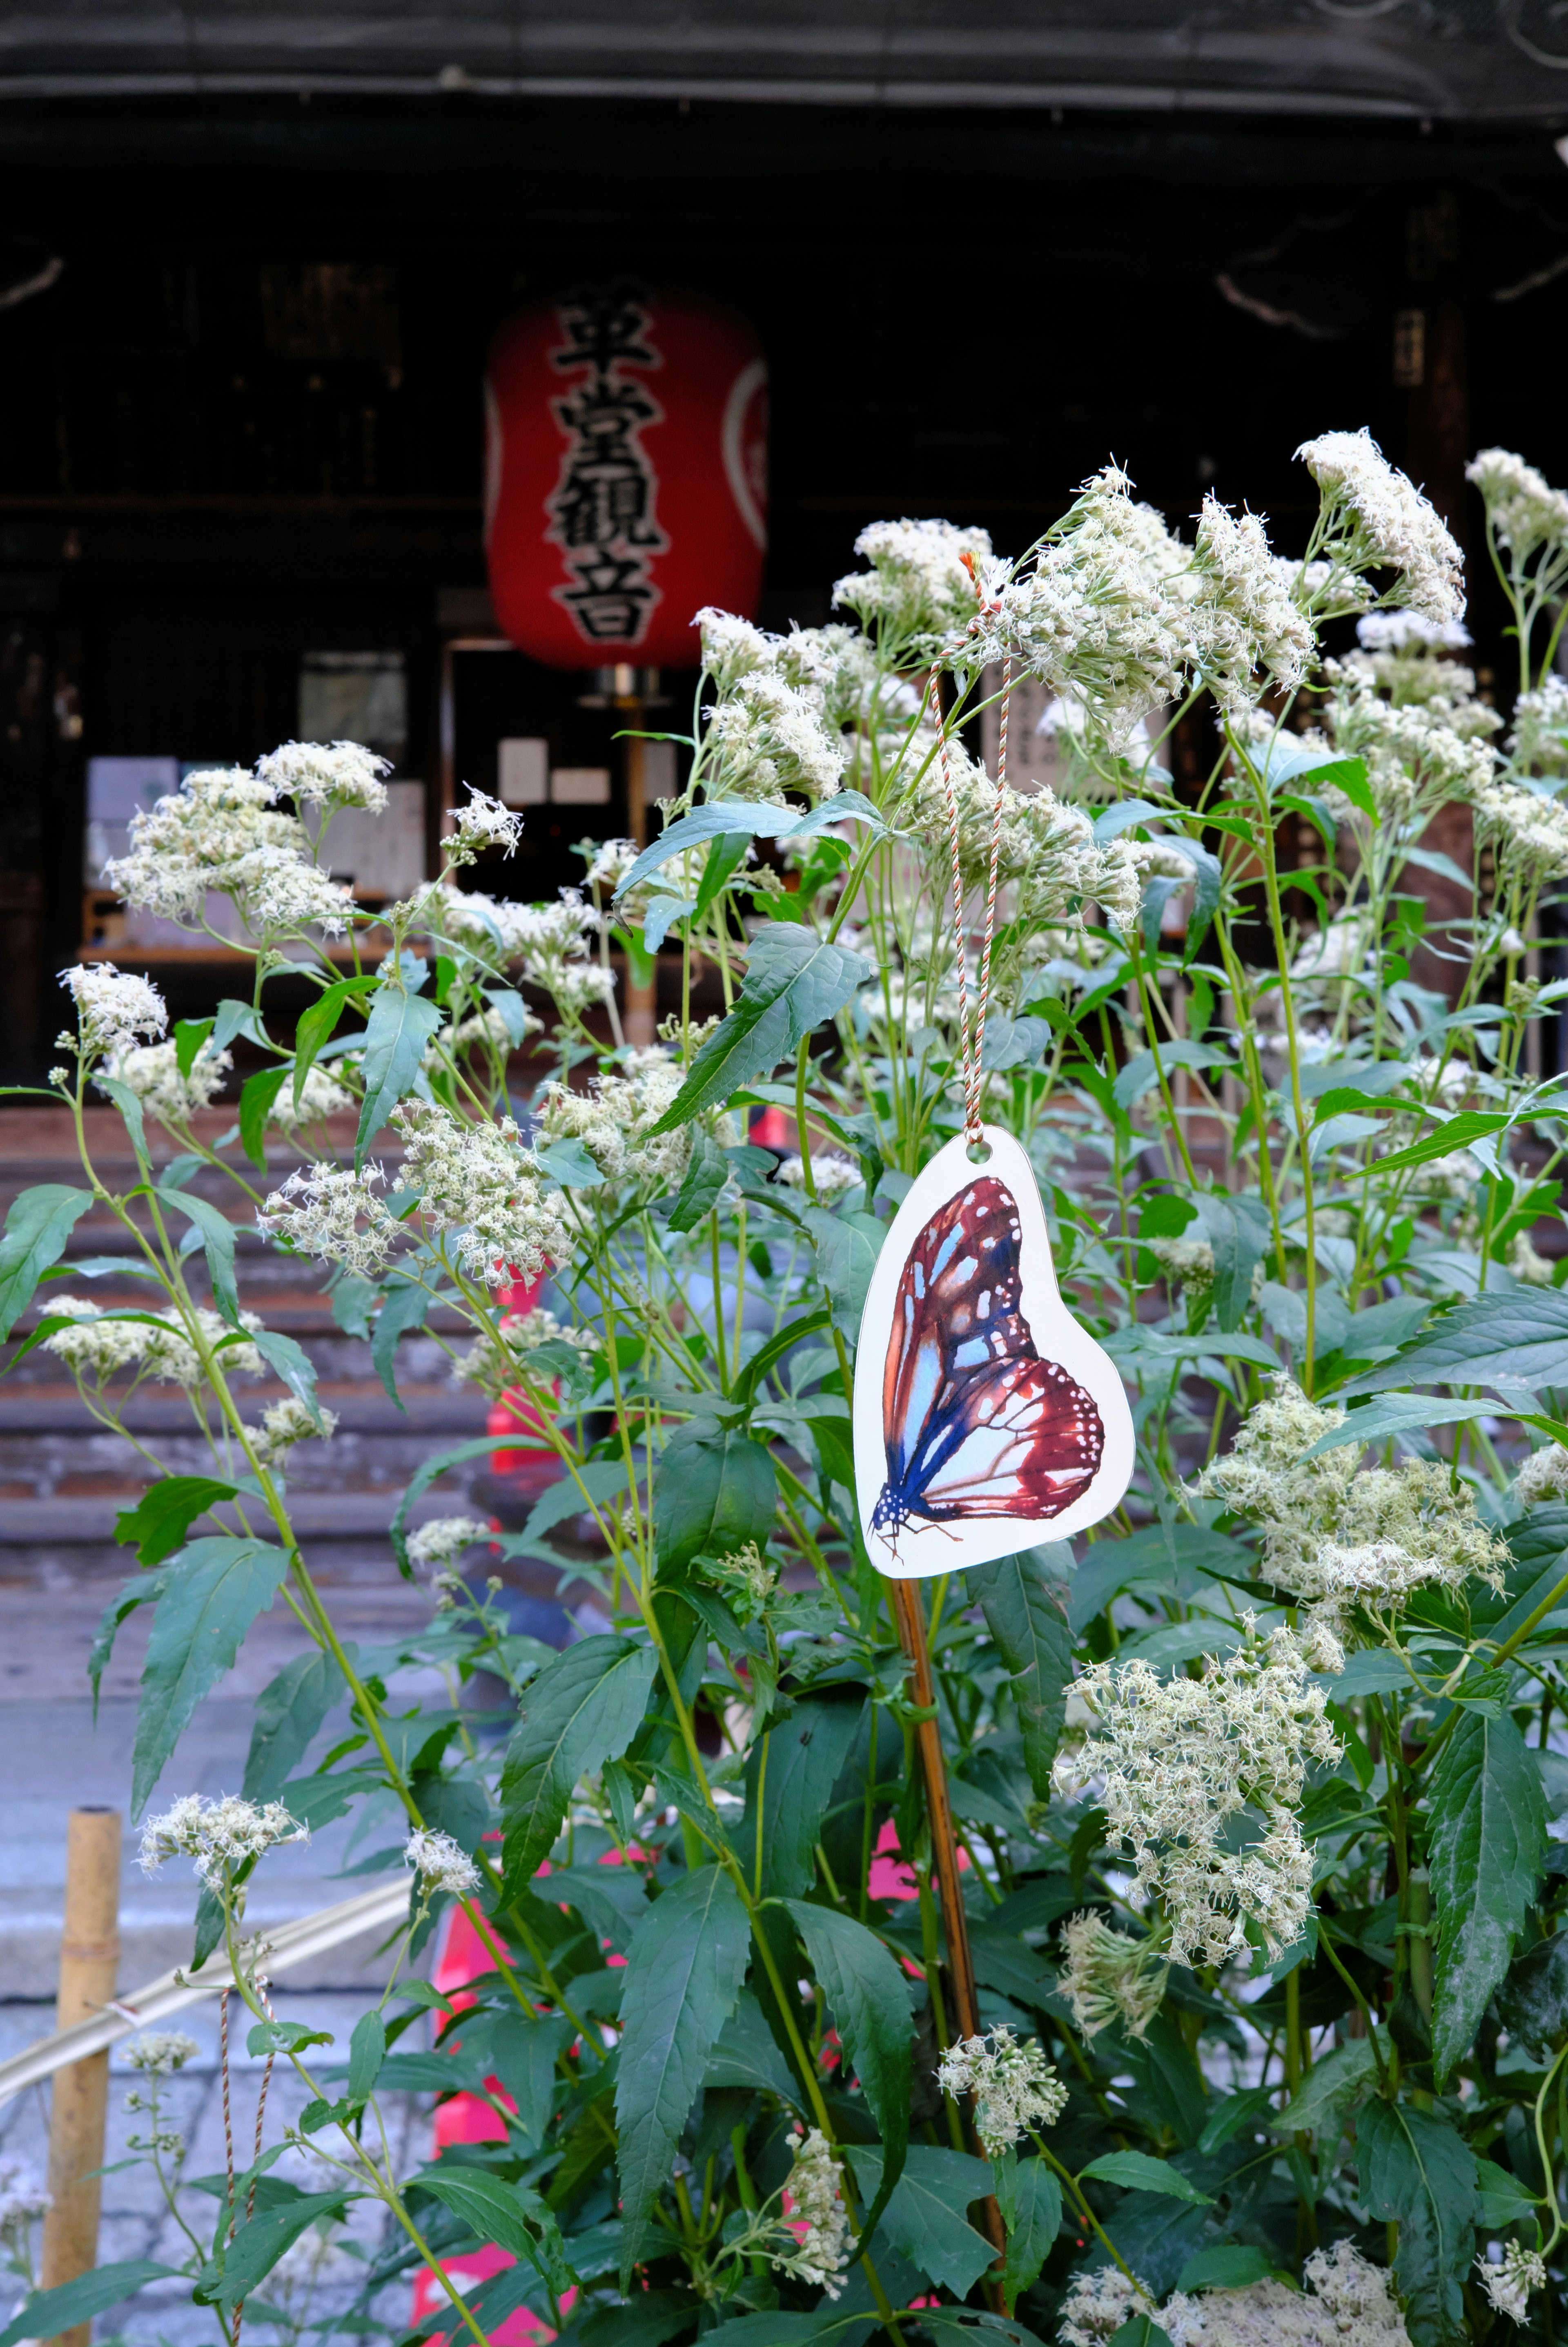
[930,655,1013,1144]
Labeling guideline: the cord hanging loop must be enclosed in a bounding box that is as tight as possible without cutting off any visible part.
[929,654,1013,1149]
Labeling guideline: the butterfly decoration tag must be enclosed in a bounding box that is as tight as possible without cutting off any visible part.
[853,1124,1134,1580]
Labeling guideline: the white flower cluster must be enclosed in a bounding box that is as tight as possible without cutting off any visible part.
[1059,2240,1407,2347]
[1473,777,1568,888]
[706,666,847,807]
[500,1307,598,1358]
[1297,429,1464,622]
[98,1038,231,1126]
[1193,1376,1507,1626]
[777,1151,859,1194]
[392,1102,575,1286]
[831,519,993,658]
[1057,1910,1169,2040]
[1467,446,1568,561]
[1513,1443,1568,1509]
[102,764,354,938]
[250,1395,338,1467]
[0,2157,51,2242]
[535,1048,699,1189]
[268,1064,356,1129]
[125,2030,200,2075]
[44,1298,264,1389]
[255,739,390,811]
[1059,1622,1340,1968]
[934,2026,1068,2158]
[1477,2241,1547,2325]
[139,1793,307,1890]
[258,1162,399,1279]
[424,885,614,1019]
[407,1515,491,1573]
[1509,674,1568,779]
[581,837,641,895]
[1356,610,1471,653]
[403,1827,481,1898]
[1190,495,1314,711]
[449,788,524,863]
[773,2127,853,2298]
[1147,1235,1217,1292]
[901,742,1139,937]
[61,963,168,1058]
[1323,669,1497,827]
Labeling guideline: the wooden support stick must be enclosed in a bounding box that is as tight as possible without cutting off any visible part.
[887,1579,1008,2277]
[41,1807,122,2347]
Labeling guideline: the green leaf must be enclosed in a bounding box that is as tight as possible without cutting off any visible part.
[537,1136,608,1188]
[1497,1927,1568,2056]
[1474,2156,1539,2229]
[213,997,272,1054]
[196,2191,350,2310]
[1112,1040,1230,1111]
[116,1475,239,1567]
[481,2011,574,2147]
[520,1458,631,1546]
[172,1014,214,1077]
[293,975,374,1107]
[1428,1707,1546,2083]
[0,2259,182,2347]
[248,2019,334,2055]
[356,980,443,1167]
[803,1205,885,1336]
[971,1548,1073,1800]
[668,1131,730,1232]
[615,1863,751,2276]
[415,2165,569,2285]
[643,893,697,952]
[654,1422,777,1572]
[1301,1396,1507,1459]
[782,1899,913,2238]
[1176,2246,1278,2293]
[1364,1109,1512,1176]
[157,1186,240,1326]
[743,1690,865,1898]
[239,1063,292,1167]
[993,2154,1062,2306]
[844,2145,994,2296]
[1269,2033,1385,2136]
[96,1073,150,1161]
[1356,2099,1477,2347]
[347,2010,386,2102]
[132,1536,291,1816]
[982,1014,1056,1072]
[731,1307,833,1410]
[1344,1285,1568,1399]
[0,1183,93,1337]
[250,1326,325,1428]
[1194,1194,1272,1333]
[646,925,873,1135]
[1106,2324,1175,2347]
[500,1635,659,1896]
[1078,2153,1213,2204]
[574,2292,698,2347]
[372,1278,429,1407]
[243,1647,347,1800]
[615,801,807,899]
[704,1986,802,2106]
[389,1434,502,1573]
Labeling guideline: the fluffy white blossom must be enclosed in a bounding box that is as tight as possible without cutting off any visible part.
[1297,430,1464,622]
[1058,1621,1339,1968]
[1513,1443,1568,1508]
[1058,1911,1169,2040]
[697,607,782,689]
[1477,2241,1547,2325]
[581,837,641,894]
[392,1102,575,1286]
[44,1298,263,1389]
[139,1794,307,1890]
[1356,609,1471,652]
[255,739,390,811]
[258,1162,399,1279]
[535,1049,701,1189]
[403,1827,481,1898]
[1510,674,1568,778]
[1192,1377,1507,1621]
[1057,2267,1158,2346]
[833,518,993,657]
[1323,671,1497,826]
[0,2157,51,2241]
[267,1064,356,1128]
[935,2026,1068,2157]
[1191,496,1314,710]
[125,2031,200,2075]
[1467,447,1568,561]
[1159,2241,1411,2345]
[407,1516,491,1573]
[449,788,524,862]
[225,850,354,939]
[98,1038,230,1125]
[102,762,357,938]
[706,667,847,807]
[1473,777,1568,888]
[773,2128,853,2298]
[777,1151,859,1193]
[61,963,168,1058]
[251,1395,338,1466]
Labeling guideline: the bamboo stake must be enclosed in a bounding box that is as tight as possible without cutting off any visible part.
[888,1579,1008,2278]
[41,1807,122,2347]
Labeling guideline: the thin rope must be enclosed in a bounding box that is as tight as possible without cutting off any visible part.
[930,654,1013,1144]
[219,1988,236,2230]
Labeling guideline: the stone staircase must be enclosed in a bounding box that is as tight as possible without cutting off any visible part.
[0,1107,576,1997]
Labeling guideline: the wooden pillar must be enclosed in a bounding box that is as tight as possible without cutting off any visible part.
[41,1807,122,2347]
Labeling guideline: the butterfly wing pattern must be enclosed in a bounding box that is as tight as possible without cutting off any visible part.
[871,1175,1104,1546]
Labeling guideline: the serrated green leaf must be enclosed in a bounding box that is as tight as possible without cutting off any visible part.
[500,1635,659,1897]
[843,2145,994,2296]
[782,1899,913,2238]
[116,1474,239,1567]
[803,1205,884,1335]
[196,2191,350,2310]
[250,1325,325,1428]
[347,2010,386,2102]
[1356,2099,1477,2347]
[239,1063,291,1167]
[616,1863,751,2277]
[1078,2153,1213,2204]
[1344,1284,1568,1399]
[743,1690,865,1898]
[1428,1707,1546,2084]
[0,1183,93,1338]
[0,2259,182,2347]
[646,926,872,1135]
[132,1536,291,1816]
[971,1548,1073,1800]
[993,2154,1062,2307]
[156,1186,241,1326]
[668,1131,730,1231]
[356,980,443,1167]
[654,1422,776,1572]
[243,1646,347,1800]
[372,1277,429,1407]
[293,975,373,1107]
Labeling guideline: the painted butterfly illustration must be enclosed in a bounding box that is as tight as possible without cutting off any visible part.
[871,1175,1105,1546]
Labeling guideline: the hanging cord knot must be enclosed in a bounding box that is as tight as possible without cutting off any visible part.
[929,653,1013,1148]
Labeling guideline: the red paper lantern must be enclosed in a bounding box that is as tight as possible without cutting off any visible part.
[483,285,768,669]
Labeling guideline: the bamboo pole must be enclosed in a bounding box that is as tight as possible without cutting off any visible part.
[887,1580,1007,2275]
[41,1807,122,2347]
